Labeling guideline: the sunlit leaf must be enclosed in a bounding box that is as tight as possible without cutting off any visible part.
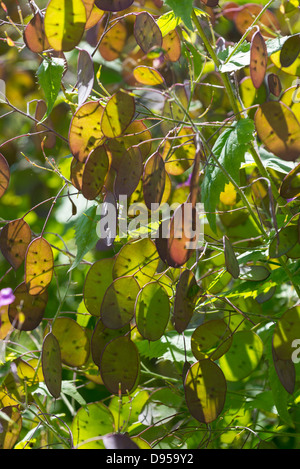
[234,4,280,40]
[37,57,65,118]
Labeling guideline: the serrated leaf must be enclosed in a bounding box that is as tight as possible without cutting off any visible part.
[37,57,65,119]
[70,205,100,271]
[164,0,194,31]
[201,118,255,232]
[61,381,87,409]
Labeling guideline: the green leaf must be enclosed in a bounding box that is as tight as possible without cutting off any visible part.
[136,330,194,362]
[244,148,296,175]
[37,57,65,119]
[61,381,87,410]
[69,205,100,271]
[164,0,194,31]
[201,118,255,232]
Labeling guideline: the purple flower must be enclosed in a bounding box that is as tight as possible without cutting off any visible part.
[0,288,15,308]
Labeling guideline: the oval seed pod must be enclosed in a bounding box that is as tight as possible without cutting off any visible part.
[81,145,109,200]
[8,282,48,331]
[100,336,140,395]
[101,276,140,329]
[25,237,54,295]
[101,91,135,139]
[24,11,50,53]
[173,269,198,334]
[95,0,134,11]
[254,101,300,161]
[250,29,268,89]
[184,359,227,424]
[0,219,31,270]
[42,332,62,399]
[142,152,166,210]
[0,153,10,199]
[135,281,170,341]
[280,34,300,68]
[69,101,104,163]
[267,74,282,97]
[44,0,87,52]
[134,12,162,54]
